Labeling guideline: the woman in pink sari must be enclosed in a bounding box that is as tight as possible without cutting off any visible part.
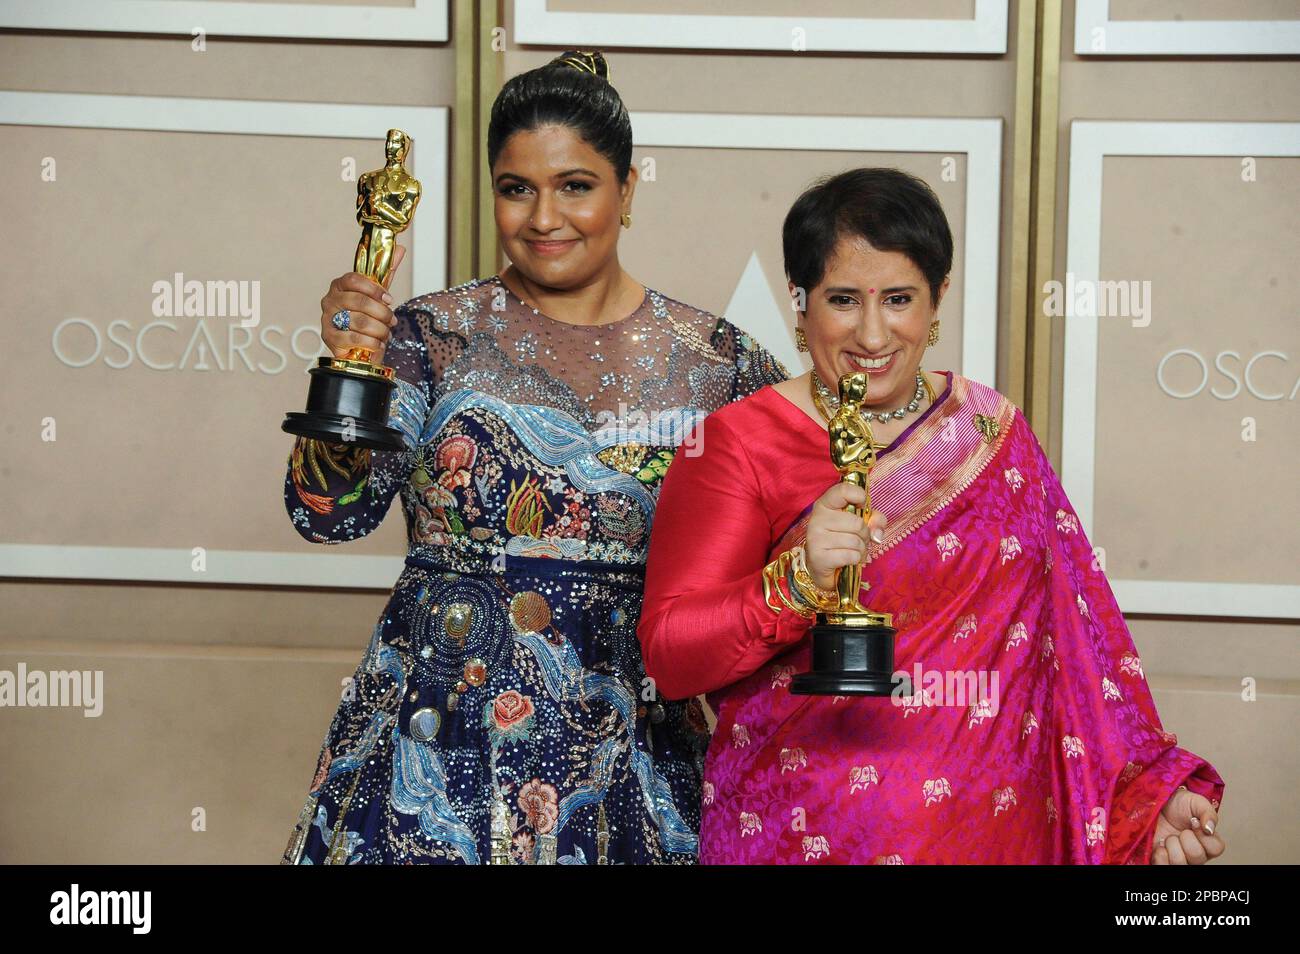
[637,168,1227,865]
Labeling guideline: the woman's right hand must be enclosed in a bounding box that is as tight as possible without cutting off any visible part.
[318,244,406,362]
[804,481,889,591]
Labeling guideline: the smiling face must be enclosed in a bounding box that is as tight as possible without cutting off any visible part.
[794,234,949,410]
[492,124,636,290]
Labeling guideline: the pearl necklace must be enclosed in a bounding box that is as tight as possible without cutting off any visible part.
[811,370,932,423]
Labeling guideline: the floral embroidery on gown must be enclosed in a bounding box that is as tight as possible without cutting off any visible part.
[281,275,788,864]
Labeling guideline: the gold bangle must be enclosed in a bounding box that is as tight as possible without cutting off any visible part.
[783,559,818,612]
[769,555,808,616]
[791,545,838,610]
[761,550,814,619]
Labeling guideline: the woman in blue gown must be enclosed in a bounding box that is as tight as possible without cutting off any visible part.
[280,50,788,864]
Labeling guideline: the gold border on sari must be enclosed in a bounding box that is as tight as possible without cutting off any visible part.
[775,376,1019,563]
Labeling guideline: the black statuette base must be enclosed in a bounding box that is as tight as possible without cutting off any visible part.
[281,362,405,452]
[789,617,909,697]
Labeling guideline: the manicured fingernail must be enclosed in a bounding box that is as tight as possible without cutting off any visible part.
[382,292,393,304]
[871,528,885,543]
[1204,820,1214,834]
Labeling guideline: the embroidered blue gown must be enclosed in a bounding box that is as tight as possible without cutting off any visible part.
[281,276,788,864]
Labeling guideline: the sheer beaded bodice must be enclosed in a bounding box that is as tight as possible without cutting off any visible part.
[389,275,772,430]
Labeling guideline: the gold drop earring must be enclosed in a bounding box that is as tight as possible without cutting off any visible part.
[928,320,940,346]
[620,211,631,229]
[795,326,809,352]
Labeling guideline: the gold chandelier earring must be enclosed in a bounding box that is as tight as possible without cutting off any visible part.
[620,211,631,228]
[928,320,940,346]
[795,326,809,352]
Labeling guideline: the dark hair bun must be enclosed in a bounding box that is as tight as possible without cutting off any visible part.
[487,49,632,180]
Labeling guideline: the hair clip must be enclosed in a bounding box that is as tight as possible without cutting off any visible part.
[555,50,609,81]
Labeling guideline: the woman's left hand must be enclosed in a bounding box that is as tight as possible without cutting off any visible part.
[1150,787,1225,864]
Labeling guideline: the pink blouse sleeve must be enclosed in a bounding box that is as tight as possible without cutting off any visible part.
[637,410,814,701]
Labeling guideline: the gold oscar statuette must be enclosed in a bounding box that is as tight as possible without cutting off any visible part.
[790,371,910,696]
[281,128,423,451]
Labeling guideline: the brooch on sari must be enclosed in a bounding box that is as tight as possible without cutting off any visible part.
[974,413,1000,444]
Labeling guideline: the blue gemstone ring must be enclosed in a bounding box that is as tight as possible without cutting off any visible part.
[330,309,351,331]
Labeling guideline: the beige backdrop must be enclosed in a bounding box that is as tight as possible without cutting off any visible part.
[1051,0,1300,865]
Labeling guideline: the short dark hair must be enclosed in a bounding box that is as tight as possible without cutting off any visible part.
[782,167,954,306]
[487,51,633,181]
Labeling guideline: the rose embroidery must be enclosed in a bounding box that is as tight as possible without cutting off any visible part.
[484,690,535,749]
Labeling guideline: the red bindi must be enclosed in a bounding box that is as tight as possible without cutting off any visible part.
[869,288,876,294]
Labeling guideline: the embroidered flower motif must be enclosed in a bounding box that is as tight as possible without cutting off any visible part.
[1021,711,1038,738]
[769,664,796,690]
[1055,509,1080,535]
[1062,735,1085,759]
[1046,796,1058,824]
[1004,467,1025,492]
[936,532,963,561]
[779,747,807,773]
[999,535,1023,564]
[1086,810,1107,847]
[739,811,762,837]
[922,777,952,807]
[435,435,477,491]
[992,786,1017,816]
[702,781,715,806]
[483,690,535,749]
[900,693,925,718]
[967,697,996,729]
[1005,621,1029,650]
[731,723,751,748]
[849,764,880,793]
[952,613,978,642]
[1160,731,1178,746]
[802,835,830,861]
[1102,676,1122,702]
[1120,761,1142,784]
[550,486,592,542]
[1119,653,1145,679]
[873,853,905,865]
[517,778,559,834]
[1077,593,1090,617]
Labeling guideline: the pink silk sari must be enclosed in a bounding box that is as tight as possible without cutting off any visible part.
[696,374,1225,864]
